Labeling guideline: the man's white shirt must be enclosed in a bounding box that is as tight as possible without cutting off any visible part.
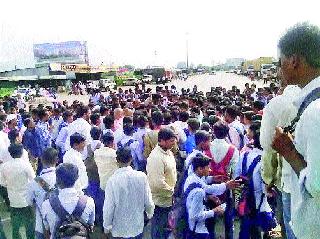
[65,118,92,151]
[290,76,320,239]
[103,166,154,238]
[0,157,35,208]
[63,148,88,193]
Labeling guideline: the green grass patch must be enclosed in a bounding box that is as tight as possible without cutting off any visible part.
[0,88,14,97]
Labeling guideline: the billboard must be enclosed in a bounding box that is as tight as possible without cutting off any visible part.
[58,63,119,73]
[33,41,88,65]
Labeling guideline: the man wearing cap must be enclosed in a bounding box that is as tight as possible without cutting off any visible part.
[4,114,18,133]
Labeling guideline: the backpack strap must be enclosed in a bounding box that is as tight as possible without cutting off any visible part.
[241,152,250,176]
[185,128,191,137]
[49,195,69,221]
[124,139,135,147]
[117,141,123,149]
[284,87,320,134]
[245,155,262,177]
[184,182,202,233]
[184,182,203,198]
[257,193,265,212]
[72,195,88,218]
[220,146,235,169]
[228,126,244,149]
[35,176,51,192]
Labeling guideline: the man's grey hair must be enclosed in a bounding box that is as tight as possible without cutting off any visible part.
[278,22,320,68]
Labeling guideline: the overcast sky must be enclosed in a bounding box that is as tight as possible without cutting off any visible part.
[0,0,319,71]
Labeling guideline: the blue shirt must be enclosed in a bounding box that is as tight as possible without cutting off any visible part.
[133,128,149,162]
[185,134,196,155]
[22,128,42,158]
[36,121,51,154]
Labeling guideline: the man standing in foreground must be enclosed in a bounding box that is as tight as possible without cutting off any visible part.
[272,22,320,239]
[147,128,177,239]
[103,147,154,239]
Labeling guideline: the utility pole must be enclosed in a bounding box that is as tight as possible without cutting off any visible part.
[186,32,189,69]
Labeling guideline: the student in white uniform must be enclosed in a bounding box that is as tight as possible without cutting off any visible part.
[234,122,274,238]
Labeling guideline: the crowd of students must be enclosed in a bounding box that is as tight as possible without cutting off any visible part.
[0,22,320,239]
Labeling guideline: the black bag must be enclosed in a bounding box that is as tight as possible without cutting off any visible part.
[49,195,91,239]
[168,182,202,239]
[256,193,278,232]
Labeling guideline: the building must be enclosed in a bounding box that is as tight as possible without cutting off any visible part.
[225,58,245,68]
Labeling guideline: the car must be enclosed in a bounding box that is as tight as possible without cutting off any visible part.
[142,75,153,83]
[124,77,141,86]
[99,79,116,90]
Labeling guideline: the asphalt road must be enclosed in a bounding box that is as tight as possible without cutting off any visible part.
[56,72,266,104]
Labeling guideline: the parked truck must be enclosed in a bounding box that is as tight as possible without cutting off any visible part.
[241,57,275,77]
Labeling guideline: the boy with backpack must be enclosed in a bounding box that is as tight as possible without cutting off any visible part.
[184,130,211,176]
[171,152,240,239]
[27,147,58,239]
[117,124,140,167]
[184,154,225,239]
[41,163,95,239]
[224,106,245,151]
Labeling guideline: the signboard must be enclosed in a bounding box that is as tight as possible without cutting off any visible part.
[60,64,119,73]
[33,41,88,65]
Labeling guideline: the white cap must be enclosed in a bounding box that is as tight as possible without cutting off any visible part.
[6,114,16,122]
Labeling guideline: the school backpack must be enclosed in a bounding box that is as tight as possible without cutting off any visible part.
[237,152,261,217]
[49,195,91,239]
[168,182,203,239]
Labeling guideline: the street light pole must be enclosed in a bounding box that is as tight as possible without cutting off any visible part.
[186,32,189,69]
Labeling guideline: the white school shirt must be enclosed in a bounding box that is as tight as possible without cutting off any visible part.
[0,131,10,163]
[234,148,272,212]
[113,128,125,149]
[290,76,320,239]
[171,121,187,144]
[227,120,245,150]
[184,173,226,234]
[26,167,56,233]
[63,148,88,193]
[185,149,203,175]
[65,118,92,151]
[55,125,69,153]
[42,188,95,239]
[0,157,35,208]
[103,166,154,238]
